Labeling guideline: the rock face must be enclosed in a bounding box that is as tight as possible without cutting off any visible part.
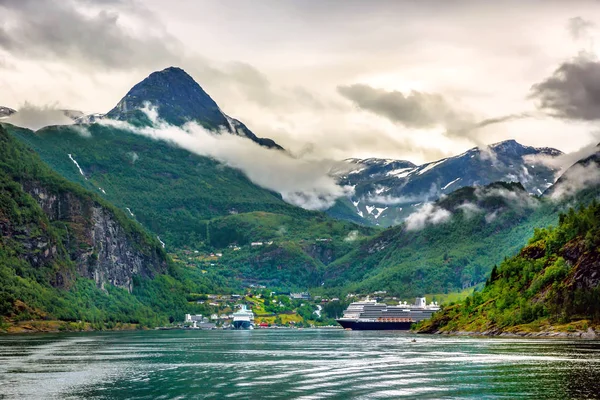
[335,140,562,226]
[0,106,16,119]
[23,182,167,292]
[0,125,168,292]
[105,66,282,149]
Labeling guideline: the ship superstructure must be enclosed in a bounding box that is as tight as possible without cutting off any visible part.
[232,304,254,330]
[336,297,439,330]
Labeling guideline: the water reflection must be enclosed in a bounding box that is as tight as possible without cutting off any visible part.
[0,331,599,399]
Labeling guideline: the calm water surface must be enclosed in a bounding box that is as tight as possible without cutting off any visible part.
[1,329,599,399]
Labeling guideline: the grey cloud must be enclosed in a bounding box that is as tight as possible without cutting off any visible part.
[568,16,595,40]
[337,84,467,130]
[0,0,326,114]
[529,55,600,121]
[0,0,182,70]
[472,113,531,130]
[5,103,77,131]
[337,84,530,145]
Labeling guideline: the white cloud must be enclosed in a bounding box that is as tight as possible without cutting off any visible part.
[550,162,600,200]
[525,137,600,177]
[365,183,440,205]
[405,203,451,231]
[344,230,359,242]
[456,202,483,218]
[475,186,538,208]
[99,105,354,210]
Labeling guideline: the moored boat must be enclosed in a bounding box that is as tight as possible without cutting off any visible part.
[336,297,439,330]
[232,304,254,329]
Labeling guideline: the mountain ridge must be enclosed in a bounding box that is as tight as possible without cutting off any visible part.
[333,139,563,226]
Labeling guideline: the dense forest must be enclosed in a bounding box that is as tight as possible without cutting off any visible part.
[418,201,600,334]
[0,125,226,331]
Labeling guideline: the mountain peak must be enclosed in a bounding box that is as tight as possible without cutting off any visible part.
[106,66,225,127]
[104,67,282,149]
[0,106,16,119]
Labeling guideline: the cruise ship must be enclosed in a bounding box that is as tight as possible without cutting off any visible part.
[232,304,254,329]
[336,297,440,330]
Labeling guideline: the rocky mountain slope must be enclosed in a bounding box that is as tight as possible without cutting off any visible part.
[6,119,377,288]
[100,67,281,148]
[0,124,193,328]
[334,140,562,226]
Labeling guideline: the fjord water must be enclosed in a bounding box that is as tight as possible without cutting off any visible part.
[1,330,599,399]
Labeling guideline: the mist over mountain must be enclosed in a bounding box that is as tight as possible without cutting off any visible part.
[0,106,15,119]
[103,67,282,149]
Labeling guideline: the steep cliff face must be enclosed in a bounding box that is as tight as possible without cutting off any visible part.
[0,125,168,292]
[23,183,167,291]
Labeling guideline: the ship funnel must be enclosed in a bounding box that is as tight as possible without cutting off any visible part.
[415,297,426,308]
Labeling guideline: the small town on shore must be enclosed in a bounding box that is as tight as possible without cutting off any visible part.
[165,289,436,330]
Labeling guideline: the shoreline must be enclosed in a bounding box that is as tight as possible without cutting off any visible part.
[0,320,141,335]
[421,327,599,339]
[0,320,344,335]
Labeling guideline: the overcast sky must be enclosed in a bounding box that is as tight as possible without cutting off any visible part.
[2,0,600,163]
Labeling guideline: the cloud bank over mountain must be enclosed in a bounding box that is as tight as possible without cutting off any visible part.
[99,106,354,210]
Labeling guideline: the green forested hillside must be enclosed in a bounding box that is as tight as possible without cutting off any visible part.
[324,182,565,297]
[4,122,380,290]
[5,119,598,303]
[7,123,321,248]
[0,125,226,330]
[418,201,600,334]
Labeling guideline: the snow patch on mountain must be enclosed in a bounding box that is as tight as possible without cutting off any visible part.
[374,207,388,219]
[442,177,461,190]
[386,167,414,177]
[68,154,87,179]
[417,158,447,175]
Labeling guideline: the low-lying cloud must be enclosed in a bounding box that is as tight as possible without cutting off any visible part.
[5,103,81,131]
[475,185,538,209]
[99,105,354,210]
[365,183,439,206]
[524,134,600,177]
[405,203,451,231]
[549,162,600,200]
[456,202,483,218]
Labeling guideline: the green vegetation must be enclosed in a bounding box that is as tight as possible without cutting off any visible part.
[6,123,328,248]
[324,183,563,297]
[5,120,600,333]
[0,125,229,331]
[418,201,600,334]
[4,123,378,289]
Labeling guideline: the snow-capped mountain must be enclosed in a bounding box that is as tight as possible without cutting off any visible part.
[335,140,563,226]
[0,106,16,119]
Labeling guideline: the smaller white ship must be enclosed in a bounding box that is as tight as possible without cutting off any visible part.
[232,304,254,330]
